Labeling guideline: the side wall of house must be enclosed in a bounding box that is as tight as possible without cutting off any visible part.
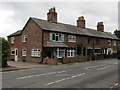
[21,19,43,63]
[8,35,22,61]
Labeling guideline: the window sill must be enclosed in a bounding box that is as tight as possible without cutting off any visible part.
[68,41,76,43]
[67,56,74,57]
[31,56,41,58]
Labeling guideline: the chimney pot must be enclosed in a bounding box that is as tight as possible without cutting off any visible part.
[97,22,104,32]
[47,7,57,23]
[77,16,85,28]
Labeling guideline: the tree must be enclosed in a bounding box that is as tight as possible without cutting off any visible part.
[0,38,10,67]
[114,29,120,39]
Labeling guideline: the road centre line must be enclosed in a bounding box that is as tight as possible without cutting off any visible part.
[45,73,85,86]
[84,64,106,70]
[17,71,66,80]
[97,65,115,70]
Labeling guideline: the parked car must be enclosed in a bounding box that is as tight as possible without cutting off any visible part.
[116,50,120,59]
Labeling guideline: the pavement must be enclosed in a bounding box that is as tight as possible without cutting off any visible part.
[2,61,48,72]
[2,58,118,88]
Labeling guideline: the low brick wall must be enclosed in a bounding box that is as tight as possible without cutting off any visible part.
[43,58,58,65]
[63,56,87,64]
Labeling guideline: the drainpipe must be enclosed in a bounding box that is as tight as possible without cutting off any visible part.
[92,38,95,60]
[39,30,44,64]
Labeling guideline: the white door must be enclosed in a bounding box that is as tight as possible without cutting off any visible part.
[15,48,18,61]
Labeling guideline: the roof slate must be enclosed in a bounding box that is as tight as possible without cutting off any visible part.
[31,17,119,40]
[8,30,22,37]
[44,41,68,47]
[8,17,119,40]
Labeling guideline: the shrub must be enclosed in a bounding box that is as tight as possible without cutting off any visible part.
[0,38,10,67]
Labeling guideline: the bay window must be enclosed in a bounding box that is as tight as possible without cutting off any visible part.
[56,48,65,58]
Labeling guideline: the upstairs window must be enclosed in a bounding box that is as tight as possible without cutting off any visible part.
[96,39,100,45]
[50,33,64,42]
[11,37,15,44]
[22,49,27,56]
[68,35,76,42]
[22,35,27,42]
[31,49,40,57]
[108,40,112,45]
[88,37,92,44]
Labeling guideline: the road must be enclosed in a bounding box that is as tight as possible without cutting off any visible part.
[2,59,118,88]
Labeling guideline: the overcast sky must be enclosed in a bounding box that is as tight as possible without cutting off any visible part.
[0,1,119,38]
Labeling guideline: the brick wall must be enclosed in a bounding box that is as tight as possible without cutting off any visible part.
[8,35,22,61]
[8,18,43,63]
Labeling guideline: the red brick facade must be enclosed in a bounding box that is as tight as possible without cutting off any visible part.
[8,7,120,64]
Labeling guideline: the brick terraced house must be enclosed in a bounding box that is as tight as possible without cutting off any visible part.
[8,7,120,64]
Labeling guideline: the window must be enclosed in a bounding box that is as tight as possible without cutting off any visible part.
[11,37,15,43]
[50,33,64,42]
[31,49,40,57]
[67,49,75,57]
[56,48,65,58]
[22,35,27,42]
[11,49,15,55]
[68,35,76,42]
[88,38,92,44]
[96,39,100,45]
[108,40,112,45]
[22,49,27,56]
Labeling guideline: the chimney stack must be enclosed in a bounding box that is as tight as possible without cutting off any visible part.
[97,22,104,32]
[77,16,85,28]
[47,7,57,23]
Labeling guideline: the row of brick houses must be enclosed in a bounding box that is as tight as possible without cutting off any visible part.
[8,7,120,64]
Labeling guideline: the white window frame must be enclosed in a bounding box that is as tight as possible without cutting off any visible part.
[22,49,27,56]
[31,49,40,57]
[22,35,27,42]
[52,33,62,42]
[11,37,15,44]
[68,35,76,42]
[56,48,65,58]
[11,48,16,55]
[67,49,75,57]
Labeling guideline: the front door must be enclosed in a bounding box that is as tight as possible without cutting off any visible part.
[15,48,18,61]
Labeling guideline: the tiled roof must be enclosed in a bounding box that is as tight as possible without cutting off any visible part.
[31,17,119,40]
[44,41,68,47]
[8,30,22,37]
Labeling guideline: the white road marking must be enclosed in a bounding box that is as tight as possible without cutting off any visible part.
[84,64,107,71]
[45,73,85,86]
[97,65,115,70]
[17,71,66,80]
[57,74,69,76]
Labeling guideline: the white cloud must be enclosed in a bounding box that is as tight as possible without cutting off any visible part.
[0,2,118,38]
[0,9,23,38]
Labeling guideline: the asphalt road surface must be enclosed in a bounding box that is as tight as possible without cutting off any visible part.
[2,59,118,88]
